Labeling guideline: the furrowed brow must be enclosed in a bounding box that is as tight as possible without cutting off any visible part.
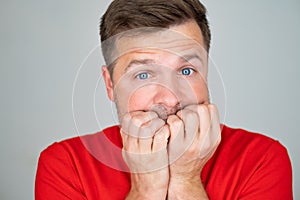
[180,53,203,64]
[124,59,156,72]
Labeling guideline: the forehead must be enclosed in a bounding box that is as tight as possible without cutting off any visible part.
[107,21,207,66]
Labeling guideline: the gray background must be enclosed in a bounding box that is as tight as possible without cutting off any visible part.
[1,0,299,199]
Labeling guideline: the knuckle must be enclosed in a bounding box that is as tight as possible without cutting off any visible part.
[197,105,209,115]
[156,118,166,128]
[131,116,144,127]
[182,109,198,122]
[121,113,131,127]
[184,104,197,110]
[172,118,183,127]
[156,126,168,138]
[147,111,158,119]
[208,104,218,116]
[188,110,198,120]
[139,127,152,139]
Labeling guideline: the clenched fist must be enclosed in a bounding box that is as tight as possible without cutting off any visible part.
[167,104,221,199]
[120,104,221,199]
[121,111,170,199]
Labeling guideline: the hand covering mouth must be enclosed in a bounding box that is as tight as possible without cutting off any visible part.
[150,104,180,120]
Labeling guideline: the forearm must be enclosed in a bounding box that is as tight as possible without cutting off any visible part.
[167,179,209,200]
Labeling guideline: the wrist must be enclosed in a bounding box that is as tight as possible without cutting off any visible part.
[168,178,208,200]
[126,186,168,200]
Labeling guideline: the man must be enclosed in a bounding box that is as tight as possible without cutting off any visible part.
[35,0,293,199]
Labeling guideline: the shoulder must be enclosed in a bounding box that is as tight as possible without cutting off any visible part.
[204,125,293,199]
[40,126,121,154]
[220,125,288,155]
[35,125,124,199]
[38,125,122,168]
[219,125,292,197]
[218,125,291,170]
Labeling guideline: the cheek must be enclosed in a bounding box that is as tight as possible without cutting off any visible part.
[128,86,155,111]
[188,80,209,102]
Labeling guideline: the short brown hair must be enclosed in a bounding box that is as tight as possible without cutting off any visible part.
[100,0,211,73]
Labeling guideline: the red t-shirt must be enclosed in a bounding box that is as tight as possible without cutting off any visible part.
[35,125,293,199]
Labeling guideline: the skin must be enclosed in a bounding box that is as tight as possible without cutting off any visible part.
[102,20,221,199]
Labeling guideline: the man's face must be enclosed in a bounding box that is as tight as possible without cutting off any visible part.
[103,20,209,122]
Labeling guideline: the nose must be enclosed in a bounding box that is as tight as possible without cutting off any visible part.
[153,85,179,108]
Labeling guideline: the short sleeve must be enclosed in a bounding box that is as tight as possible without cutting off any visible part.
[35,143,87,200]
[239,141,293,200]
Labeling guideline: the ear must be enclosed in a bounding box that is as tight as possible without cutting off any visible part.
[102,66,115,102]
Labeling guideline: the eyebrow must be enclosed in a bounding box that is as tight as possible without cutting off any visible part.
[124,59,156,73]
[124,53,203,73]
[180,54,203,65]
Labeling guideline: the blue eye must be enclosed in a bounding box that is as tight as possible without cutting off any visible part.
[136,72,150,80]
[181,68,194,76]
